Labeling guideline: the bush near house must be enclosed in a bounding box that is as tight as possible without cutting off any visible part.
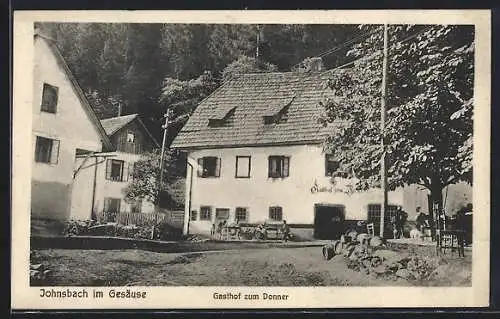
[62,210,183,240]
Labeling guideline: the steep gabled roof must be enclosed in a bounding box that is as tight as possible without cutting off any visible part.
[101,114,138,136]
[34,30,114,151]
[100,114,160,148]
[171,70,342,150]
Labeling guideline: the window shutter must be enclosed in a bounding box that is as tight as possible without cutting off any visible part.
[215,158,221,177]
[50,140,60,164]
[106,159,112,180]
[122,161,128,182]
[128,162,135,181]
[268,157,272,177]
[197,158,204,177]
[104,198,110,212]
[283,157,290,177]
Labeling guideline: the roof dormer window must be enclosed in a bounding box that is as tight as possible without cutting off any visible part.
[262,95,294,125]
[208,106,236,127]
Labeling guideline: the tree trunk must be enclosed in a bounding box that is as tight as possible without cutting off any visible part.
[429,181,443,220]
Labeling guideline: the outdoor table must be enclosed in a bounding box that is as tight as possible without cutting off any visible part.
[263,226,282,240]
[436,229,465,257]
[224,225,241,240]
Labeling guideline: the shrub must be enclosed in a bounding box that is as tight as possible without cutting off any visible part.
[156,221,182,241]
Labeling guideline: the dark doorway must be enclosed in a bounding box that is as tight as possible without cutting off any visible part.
[314,204,345,239]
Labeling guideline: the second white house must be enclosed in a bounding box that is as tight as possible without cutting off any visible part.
[170,66,472,239]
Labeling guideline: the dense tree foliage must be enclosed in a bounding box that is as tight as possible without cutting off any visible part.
[319,25,474,217]
[123,149,185,208]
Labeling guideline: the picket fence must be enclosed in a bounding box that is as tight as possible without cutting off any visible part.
[96,210,184,228]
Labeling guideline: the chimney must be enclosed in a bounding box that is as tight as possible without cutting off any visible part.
[309,57,324,72]
[117,102,122,117]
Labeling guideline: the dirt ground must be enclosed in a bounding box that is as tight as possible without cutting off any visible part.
[30,245,471,287]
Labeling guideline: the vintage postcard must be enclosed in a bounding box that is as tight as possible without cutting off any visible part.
[12,10,490,309]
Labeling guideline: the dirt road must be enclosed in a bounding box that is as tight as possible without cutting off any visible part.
[31,246,471,287]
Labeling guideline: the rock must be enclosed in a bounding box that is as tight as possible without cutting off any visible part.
[322,244,335,260]
[370,256,383,267]
[31,263,43,270]
[429,264,448,279]
[121,225,137,230]
[30,269,41,279]
[333,240,343,255]
[396,269,411,279]
[340,234,349,244]
[373,249,400,263]
[346,230,358,241]
[369,236,384,247]
[343,244,356,257]
[373,265,387,275]
[362,259,372,268]
[43,269,52,276]
[357,233,370,245]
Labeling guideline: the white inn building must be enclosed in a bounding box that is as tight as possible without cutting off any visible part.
[170,69,472,239]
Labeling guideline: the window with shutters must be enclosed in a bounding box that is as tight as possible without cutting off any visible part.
[197,156,221,178]
[106,159,125,182]
[200,206,212,220]
[268,156,290,178]
[215,208,230,220]
[103,197,121,213]
[269,206,283,221]
[235,156,251,178]
[34,136,60,164]
[235,207,248,222]
[40,83,58,113]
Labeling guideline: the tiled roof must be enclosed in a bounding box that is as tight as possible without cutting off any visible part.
[171,70,343,150]
[100,114,161,147]
[100,114,139,136]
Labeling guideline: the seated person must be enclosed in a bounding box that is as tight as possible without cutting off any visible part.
[415,207,430,232]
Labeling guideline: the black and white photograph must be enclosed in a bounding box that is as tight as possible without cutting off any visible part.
[12,10,490,309]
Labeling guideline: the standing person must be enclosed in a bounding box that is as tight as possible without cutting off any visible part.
[415,207,429,232]
[396,207,408,238]
[282,220,290,242]
[390,213,398,239]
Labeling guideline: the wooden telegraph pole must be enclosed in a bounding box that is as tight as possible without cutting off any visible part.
[379,24,389,238]
[159,109,171,186]
[151,109,171,240]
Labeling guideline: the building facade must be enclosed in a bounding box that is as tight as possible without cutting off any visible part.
[170,66,473,239]
[70,114,160,220]
[31,31,113,221]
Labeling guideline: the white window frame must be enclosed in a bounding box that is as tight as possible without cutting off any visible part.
[235,156,251,178]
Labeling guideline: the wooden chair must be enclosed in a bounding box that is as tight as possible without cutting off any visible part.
[436,229,465,257]
[366,223,375,237]
[421,226,434,242]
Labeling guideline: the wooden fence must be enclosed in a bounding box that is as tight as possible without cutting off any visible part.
[96,210,184,228]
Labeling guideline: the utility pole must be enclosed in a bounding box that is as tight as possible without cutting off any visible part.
[379,24,389,238]
[159,109,171,186]
[256,25,261,60]
[151,108,170,240]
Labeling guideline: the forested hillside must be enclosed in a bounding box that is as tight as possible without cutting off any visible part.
[36,23,359,143]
